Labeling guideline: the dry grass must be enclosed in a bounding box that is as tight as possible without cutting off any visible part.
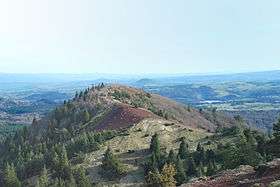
[82,118,210,186]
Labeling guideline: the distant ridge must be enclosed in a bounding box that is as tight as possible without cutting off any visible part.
[0,70,280,84]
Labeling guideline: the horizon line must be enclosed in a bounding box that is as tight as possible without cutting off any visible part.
[0,69,279,77]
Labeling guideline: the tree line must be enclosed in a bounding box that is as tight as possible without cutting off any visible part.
[143,118,280,187]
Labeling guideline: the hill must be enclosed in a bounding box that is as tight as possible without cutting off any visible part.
[31,84,230,137]
[0,84,279,187]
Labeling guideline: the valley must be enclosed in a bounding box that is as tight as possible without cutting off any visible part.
[141,80,280,132]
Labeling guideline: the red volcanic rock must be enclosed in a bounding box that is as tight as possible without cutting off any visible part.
[94,104,155,131]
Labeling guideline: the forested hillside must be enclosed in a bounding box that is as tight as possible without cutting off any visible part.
[0,84,279,186]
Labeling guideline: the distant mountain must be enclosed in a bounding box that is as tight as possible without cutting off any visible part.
[133,78,160,87]
[133,70,280,87]
[1,70,280,84]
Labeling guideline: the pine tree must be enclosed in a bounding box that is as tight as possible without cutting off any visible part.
[73,167,91,187]
[178,138,189,159]
[206,161,216,176]
[83,110,90,123]
[50,148,59,170]
[37,165,49,187]
[206,149,216,165]
[75,91,79,99]
[60,145,69,167]
[175,158,186,185]
[55,145,72,180]
[150,133,161,159]
[167,149,176,164]
[244,129,257,147]
[194,143,206,166]
[196,162,204,177]
[145,170,161,187]
[256,134,267,157]
[3,163,21,187]
[79,91,83,98]
[101,148,126,179]
[149,153,159,172]
[186,157,197,177]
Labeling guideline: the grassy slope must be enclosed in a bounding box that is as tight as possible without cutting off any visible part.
[23,84,236,186]
[81,118,211,186]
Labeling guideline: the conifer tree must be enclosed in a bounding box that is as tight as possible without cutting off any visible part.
[60,145,69,167]
[73,167,91,187]
[49,147,59,170]
[55,145,72,180]
[186,157,197,177]
[150,133,161,159]
[3,163,21,187]
[206,149,216,165]
[149,153,159,172]
[206,161,216,176]
[178,138,189,159]
[79,91,83,98]
[101,148,126,179]
[37,165,49,187]
[196,162,204,177]
[175,158,186,185]
[75,91,79,99]
[167,149,176,164]
[83,110,90,123]
[146,170,161,187]
[194,143,206,166]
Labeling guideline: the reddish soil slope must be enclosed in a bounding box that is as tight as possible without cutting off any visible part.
[182,159,280,187]
[94,104,155,131]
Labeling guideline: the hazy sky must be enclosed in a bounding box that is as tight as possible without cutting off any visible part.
[0,0,279,74]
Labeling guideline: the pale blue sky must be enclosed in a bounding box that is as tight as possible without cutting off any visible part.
[0,0,279,74]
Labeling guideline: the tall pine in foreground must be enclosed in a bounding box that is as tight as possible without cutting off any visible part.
[150,133,161,159]
[101,148,126,179]
[175,158,186,185]
[3,163,21,187]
